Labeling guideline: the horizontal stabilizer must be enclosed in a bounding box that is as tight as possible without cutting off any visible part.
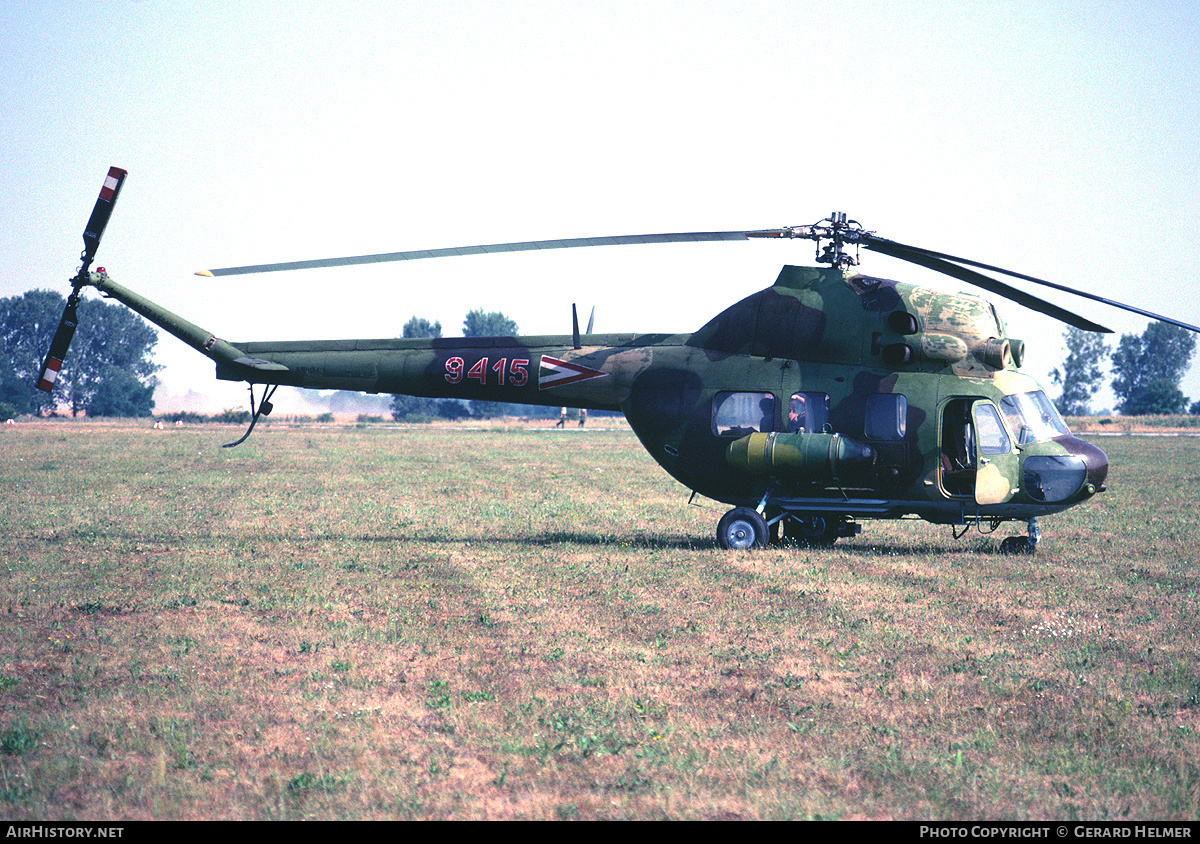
[232,357,290,372]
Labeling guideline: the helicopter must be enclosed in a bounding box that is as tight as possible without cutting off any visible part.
[37,168,1200,552]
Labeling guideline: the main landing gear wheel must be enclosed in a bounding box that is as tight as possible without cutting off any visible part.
[717,507,769,550]
[785,513,840,546]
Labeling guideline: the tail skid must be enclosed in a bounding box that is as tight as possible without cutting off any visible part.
[223,383,278,448]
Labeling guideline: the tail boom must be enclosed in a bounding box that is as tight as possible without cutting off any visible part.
[79,272,683,411]
[220,334,655,411]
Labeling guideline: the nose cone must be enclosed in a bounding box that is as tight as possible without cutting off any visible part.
[1023,436,1109,503]
[1064,435,1109,493]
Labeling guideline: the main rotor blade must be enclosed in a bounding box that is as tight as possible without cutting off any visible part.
[862,236,1113,334]
[81,167,127,269]
[865,236,1200,335]
[195,230,771,277]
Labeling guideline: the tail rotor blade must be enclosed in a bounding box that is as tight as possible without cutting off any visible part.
[36,296,80,393]
[81,167,127,269]
[39,166,126,394]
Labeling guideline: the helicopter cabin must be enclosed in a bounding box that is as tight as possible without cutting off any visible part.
[638,264,1102,520]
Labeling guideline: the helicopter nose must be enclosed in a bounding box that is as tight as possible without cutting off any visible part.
[1022,436,1108,503]
[1064,435,1108,494]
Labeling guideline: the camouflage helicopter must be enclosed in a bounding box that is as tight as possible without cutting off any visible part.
[38,168,1200,552]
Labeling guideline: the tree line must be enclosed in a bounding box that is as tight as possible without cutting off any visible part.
[1051,322,1197,416]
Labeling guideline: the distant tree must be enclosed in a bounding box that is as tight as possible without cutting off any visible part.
[1049,327,1108,416]
[462,309,518,338]
[391,315,443,421]
[1190,399,1200,416]
[1121,378,1188,416]
[436,399,471,419]
[64,299,160,417]
[1110,322,1196,414]
[0,347,35,417]
[85,365,156,417]
[390,394,441,422]
[462,309,519,418]
[402,316,442,339]
[0,290,159,417]
[0,289,70,415]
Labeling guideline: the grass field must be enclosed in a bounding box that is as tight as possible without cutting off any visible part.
[1,418,1197,820]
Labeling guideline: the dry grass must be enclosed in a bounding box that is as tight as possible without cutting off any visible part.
[1065,414,1200,434]
[0,418,1197,820]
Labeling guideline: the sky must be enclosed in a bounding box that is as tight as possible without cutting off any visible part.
[2,0,1198,414]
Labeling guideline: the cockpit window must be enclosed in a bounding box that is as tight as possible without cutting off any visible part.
[998,391,1070,445]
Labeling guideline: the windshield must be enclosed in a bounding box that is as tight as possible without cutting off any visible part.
[997,391,1071,445]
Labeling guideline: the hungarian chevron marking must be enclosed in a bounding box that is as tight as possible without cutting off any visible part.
[538,355,607,390]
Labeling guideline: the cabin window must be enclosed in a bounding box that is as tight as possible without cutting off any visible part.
[788,392,829,433]
[864,393,907,440]
[712,391,775,436]
[975,403,1012,455]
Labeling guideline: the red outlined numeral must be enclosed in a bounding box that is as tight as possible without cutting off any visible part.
[492,357,509,385]
[445,355,531,388]
[467,357,488,385]
[509,358,530,387]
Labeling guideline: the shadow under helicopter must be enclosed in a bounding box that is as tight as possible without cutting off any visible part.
[52,526,1056,557]
[349,529,1038,555]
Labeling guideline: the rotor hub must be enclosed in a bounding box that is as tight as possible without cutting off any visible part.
[812,211,866,269]
[746,211,869,269]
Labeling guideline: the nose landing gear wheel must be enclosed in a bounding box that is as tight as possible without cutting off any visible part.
[999,535,1037,554]
[717,507,769,550]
